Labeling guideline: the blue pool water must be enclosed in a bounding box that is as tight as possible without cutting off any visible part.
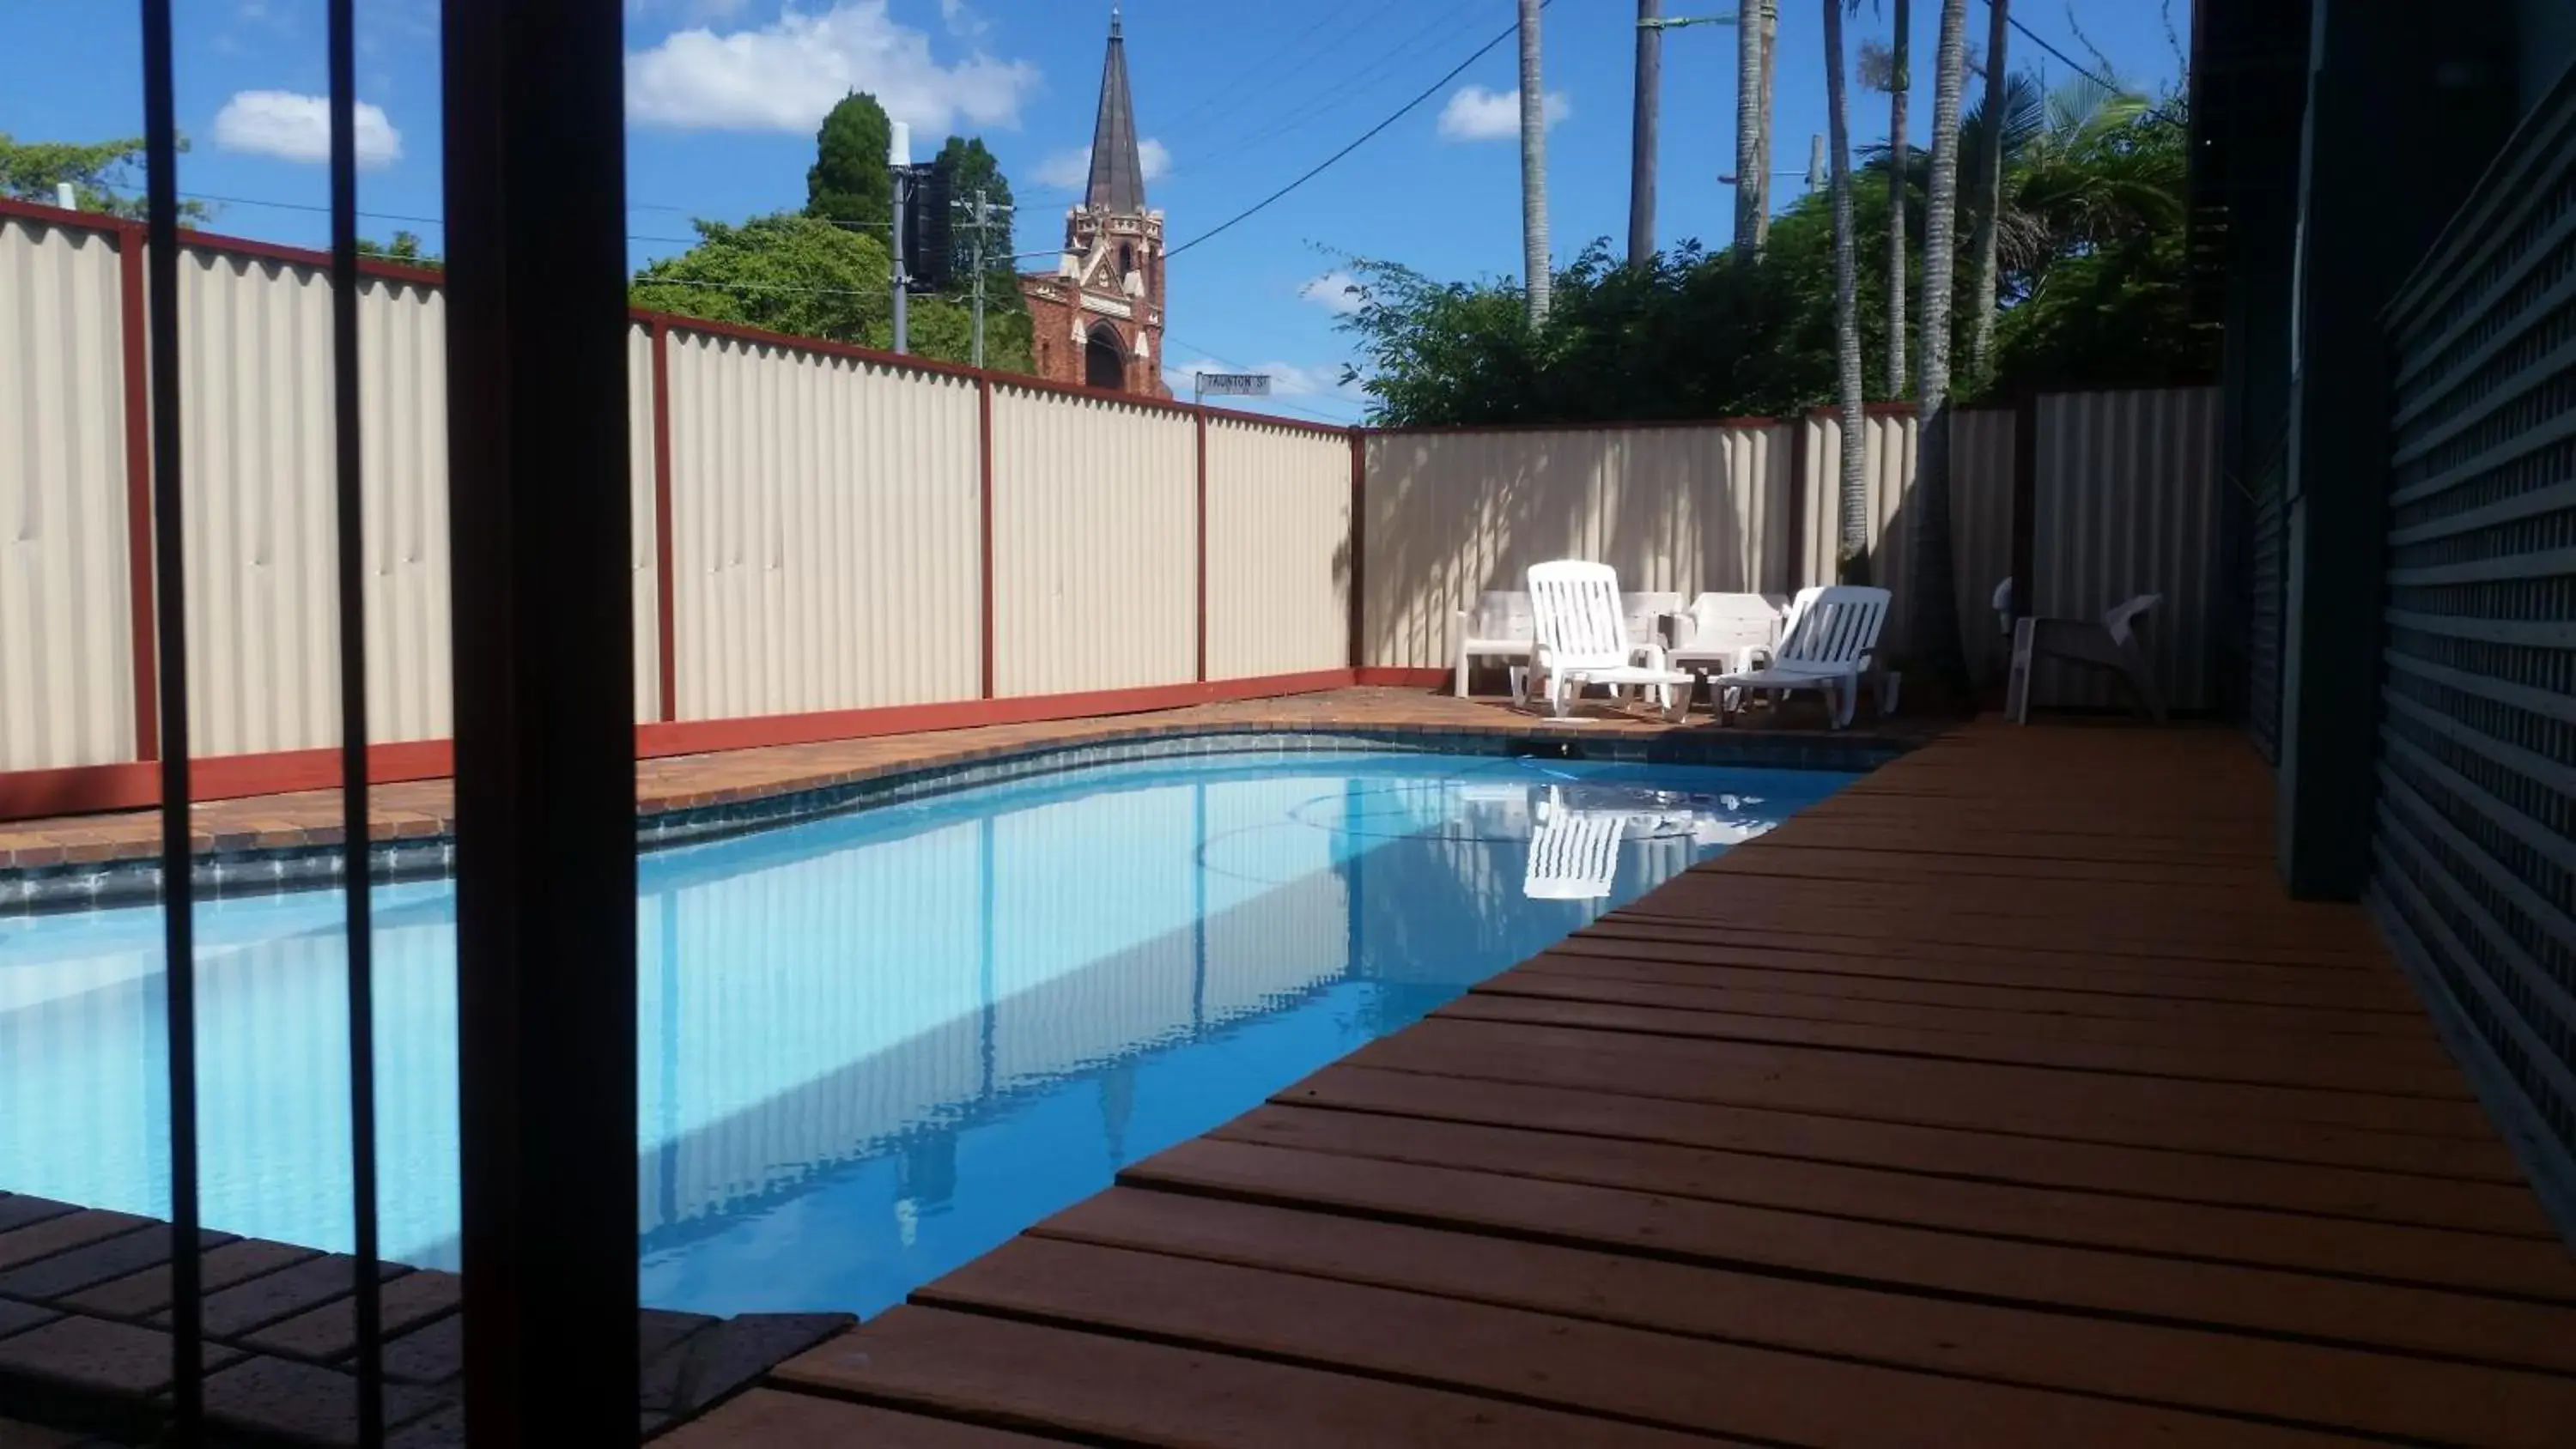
[0,750,1852,1317]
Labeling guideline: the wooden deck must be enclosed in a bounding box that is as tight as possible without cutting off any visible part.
[669,719,2576,1447]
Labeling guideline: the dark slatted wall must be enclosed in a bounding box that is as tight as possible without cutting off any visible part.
[2375,76,2576,1233]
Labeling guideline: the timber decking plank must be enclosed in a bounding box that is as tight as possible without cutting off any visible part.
[1034,1187,2576,1446]
[912,1236,2340,1447]
[1543,935,2431,1011]
[1489,959,2453,1047]
[774,1306,1717,1448]
[1208,1104,2576,1299]
[659,1389,1069,1447]
[1347,1019,2519,1170]
[1439,989,2470,1097]
[1121,1138,2576,1374]
[1279,1064,2561,1237]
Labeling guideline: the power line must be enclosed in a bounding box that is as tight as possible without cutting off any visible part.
[1985,1,2119,94]
[1168,0,1549,260]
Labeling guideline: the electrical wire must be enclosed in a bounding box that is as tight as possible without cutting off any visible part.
[1167,0,1548,260]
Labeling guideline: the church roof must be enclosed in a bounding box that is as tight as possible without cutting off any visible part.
[1084,7,1147,215]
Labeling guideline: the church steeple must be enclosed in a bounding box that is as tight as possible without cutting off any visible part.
[1084,6,1147,215]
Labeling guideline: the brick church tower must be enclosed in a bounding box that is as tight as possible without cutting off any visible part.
[1021,8,1169,397]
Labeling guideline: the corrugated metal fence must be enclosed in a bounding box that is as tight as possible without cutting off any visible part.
[3,201,2229,803]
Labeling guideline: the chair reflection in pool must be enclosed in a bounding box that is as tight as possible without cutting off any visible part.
[1523,788,1628,900]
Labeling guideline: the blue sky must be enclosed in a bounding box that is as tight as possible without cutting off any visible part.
[3,0,2190,424]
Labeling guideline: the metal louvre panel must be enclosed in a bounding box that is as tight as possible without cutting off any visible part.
[2245,445,2287,762]
[2378,76,2576,1231]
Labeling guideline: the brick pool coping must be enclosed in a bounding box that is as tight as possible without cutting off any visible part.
[0,688,1933,912]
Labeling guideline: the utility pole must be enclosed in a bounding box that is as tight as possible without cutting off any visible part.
[1635,9,1737,270]
[952,187,1016,369]
[890,120,910,355]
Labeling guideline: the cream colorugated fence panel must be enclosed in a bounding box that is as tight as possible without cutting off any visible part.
[0,215,136,771]
[1952,408,2020,681]
[665,329,983,721]
[628,321,662,724]
[2028,387,2223,710]
[1795,408,2016,668]
[989,385,1196,695]
[1361,424,1792,671]
[173,249,453,757]
[1203,416,1350,680]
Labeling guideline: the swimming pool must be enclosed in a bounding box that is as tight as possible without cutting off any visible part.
[0,749,1853,1317]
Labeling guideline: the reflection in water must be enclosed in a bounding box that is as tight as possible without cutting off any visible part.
[0,752,1850,1316]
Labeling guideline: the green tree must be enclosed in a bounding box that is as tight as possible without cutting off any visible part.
[356,231,440,268]
[931,134,1035,373]
[0,132,208,221]
[631,210,1009,370]
[1330,75,2204,427]
[806,93,893,234]
[635,213,892,344]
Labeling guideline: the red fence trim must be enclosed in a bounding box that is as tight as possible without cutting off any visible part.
[115,222,161,761]
[649,319,679,723]
[1194,412,1209,683]
[0,672,1378,822]
[977,376,998,699]
[0,741,457,822]
[1347,428,1368,670]
[635,671,1358,761]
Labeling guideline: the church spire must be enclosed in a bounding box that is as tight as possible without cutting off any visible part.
[1084,5,1146,215]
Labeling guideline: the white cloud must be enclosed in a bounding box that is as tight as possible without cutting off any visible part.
[212,90,404,167]
[627,1,1038,134]
[1032,137,1173,191]
[1298,270,1364,316]
[1436,84,1570,142]
[939,0,989,39]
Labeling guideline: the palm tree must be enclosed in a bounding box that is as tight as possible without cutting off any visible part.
[1755,0,1777,248]
[1520,0,1552,324]
[1823,0,1868,582]
[1881,2,1911,397]
[1735,0,1767,256]
[1908,0,1971,696]
[1967,0,2011,377]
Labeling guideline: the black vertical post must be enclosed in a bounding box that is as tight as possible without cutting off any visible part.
[442,2,640,1443]
[2274,0,2515,896]
[139,2,203,1439]
[325,2,386,1442]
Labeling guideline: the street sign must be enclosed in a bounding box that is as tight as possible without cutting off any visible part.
[1194,372,1271,397]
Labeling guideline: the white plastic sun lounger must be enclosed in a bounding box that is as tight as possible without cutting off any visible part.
[1710,585,1892,729]
[1525,561,1696,721]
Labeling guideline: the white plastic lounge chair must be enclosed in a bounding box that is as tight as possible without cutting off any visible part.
[1525,561,1696,721]
[1666,592,1790,711]
[1453,591,1535,703]
[1523,788,1624,900]
[2006,591,2167,724]
[1710,585,1892,729]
